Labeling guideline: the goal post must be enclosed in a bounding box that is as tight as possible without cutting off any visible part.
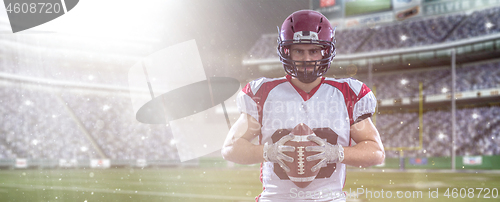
[380,82,424,170]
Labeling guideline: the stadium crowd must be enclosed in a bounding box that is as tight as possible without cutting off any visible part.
[378,106,500,158]
[365,61,500,99]
[0,85,177,160]
[245,6,500,60]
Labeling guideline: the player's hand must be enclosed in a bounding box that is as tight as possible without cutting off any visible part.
[263,134,295,172]
[305,135,344,172]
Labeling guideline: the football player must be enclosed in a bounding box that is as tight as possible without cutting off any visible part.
[222,10,384,202]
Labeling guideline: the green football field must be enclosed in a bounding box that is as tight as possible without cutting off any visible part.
[0,167,499,202]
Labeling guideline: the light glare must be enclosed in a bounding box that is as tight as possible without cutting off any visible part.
[401,79,408,85]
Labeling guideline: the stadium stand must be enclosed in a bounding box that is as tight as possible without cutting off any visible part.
[335,27,374,54]
[357,14,465,52]
[59,90,177,160]
[365,61,500,99]
[378,106,500,158]
[0,85,99,159]
[0,83,177,160]
[246,34,278,60]
[244,6,500,60]
[446,7,500,42]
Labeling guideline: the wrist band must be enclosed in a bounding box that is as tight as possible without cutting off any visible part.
[337,145,344,163]
[263,142,270,162]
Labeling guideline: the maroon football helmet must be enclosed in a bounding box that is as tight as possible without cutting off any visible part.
[277,10,336,83]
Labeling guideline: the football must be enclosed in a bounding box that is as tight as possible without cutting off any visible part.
[283,123,321,188]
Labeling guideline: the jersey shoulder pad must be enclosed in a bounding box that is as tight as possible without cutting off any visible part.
[244,76,286,95]
[324,77,366,96]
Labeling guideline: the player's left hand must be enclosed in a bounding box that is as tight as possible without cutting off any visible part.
[305,135,344,172]
[263,134,296,172]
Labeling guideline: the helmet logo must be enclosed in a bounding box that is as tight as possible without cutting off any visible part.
[293,31,319,41]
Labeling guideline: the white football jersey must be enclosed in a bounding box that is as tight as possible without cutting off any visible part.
[237,75,377,202]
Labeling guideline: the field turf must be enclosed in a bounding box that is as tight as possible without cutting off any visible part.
[0,167,499,201]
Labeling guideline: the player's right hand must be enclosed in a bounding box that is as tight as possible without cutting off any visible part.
[305,135,344,172]
[263,134,295,172]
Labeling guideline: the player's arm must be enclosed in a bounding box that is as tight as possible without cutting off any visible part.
[343,118,385,168]
[221,113,264,164]
[306,117,384,171]
[221,113,295,170]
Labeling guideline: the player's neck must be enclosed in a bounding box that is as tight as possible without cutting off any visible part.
[290,77,322,93]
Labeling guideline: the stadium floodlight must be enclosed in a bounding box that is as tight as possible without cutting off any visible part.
[438,133,446,140]
[80,146,88,152]
[401,35,408,41]
[486,22,494,29]
[400,79,408,85]
[441,87,448,93]
[472,113,479,119]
